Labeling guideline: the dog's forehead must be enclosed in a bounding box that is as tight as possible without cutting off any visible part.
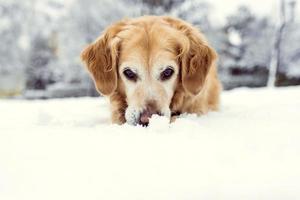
[118,22,179,69]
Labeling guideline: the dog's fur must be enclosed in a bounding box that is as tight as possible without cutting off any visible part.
[81,16,221,125]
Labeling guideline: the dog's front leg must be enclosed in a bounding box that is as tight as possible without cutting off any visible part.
[110,93,127,125]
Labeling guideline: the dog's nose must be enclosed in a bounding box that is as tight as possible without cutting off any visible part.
[138,101,160,126]
[139,109,160,126]
[139,110,151,126]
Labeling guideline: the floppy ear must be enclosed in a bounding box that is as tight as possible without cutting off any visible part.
[181,41,217,95]
[163,17,217,95]
[81,22,125,96]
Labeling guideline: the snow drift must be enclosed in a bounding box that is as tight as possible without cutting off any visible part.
[0,87,300,200]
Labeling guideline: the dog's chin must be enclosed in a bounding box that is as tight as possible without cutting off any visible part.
[125,106,171,126]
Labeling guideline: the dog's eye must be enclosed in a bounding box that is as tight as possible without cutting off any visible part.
[123,68,137,81]
[160,67,174,81]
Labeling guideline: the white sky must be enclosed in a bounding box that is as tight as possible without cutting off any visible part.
[42,0,299,24]
[209,0,299,24]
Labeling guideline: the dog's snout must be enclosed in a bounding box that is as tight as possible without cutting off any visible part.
[138,101,160,126]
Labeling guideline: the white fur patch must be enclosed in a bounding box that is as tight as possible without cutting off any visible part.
[125,106,141,125]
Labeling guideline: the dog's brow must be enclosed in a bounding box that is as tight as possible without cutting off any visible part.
[123,66,137,73]
[120,61,139,71]
[159,65,174,70]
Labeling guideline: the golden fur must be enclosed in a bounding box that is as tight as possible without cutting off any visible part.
[81,16,222,125]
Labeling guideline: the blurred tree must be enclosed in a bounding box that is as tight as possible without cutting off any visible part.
[26,34,57,89]
[0,1,27,74]
[24,0,62,89]
[55,0,143,95]
[211,6,275,89]
[222,6,275,71]
[0,1,30,95]
[171,0,212,31]
[267,0,287,87]
[142,0,181,11]
[276,0,300,86]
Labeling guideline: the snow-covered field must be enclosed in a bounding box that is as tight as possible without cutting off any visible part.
[0,87,300,200]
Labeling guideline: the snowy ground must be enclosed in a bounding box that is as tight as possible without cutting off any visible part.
[0,87,300,200]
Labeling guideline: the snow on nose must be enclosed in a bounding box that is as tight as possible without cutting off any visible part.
[139,110,152,126]
[138,101,160,126]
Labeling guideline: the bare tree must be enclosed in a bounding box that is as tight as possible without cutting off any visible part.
[267,0,287,87]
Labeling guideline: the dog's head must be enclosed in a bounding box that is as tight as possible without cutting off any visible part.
[81,16,217,126]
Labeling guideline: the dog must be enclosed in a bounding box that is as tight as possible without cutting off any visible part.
[81,16,221,126]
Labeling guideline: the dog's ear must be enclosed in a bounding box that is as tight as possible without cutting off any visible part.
[163,17,217,95]
[81,21,125,96]
[181,41,217,95]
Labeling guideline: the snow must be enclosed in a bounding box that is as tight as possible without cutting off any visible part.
[35,0,74,19]
[0,87,300,200]
[228,28,242,46]
[210,0,282,25]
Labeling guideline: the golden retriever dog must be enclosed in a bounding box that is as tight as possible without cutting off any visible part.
[81,16,221,126]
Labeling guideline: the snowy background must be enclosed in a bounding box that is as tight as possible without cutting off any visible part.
[0,0,300,98]
[1,1,300,199]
